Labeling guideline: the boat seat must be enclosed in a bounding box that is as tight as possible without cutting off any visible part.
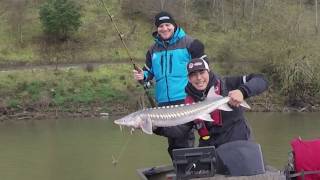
[284,138,320,180]
[216,140,266,176]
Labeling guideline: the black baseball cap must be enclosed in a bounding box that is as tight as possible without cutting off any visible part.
[187,58,210,75]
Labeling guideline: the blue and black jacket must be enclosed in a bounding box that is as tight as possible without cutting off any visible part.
[143,27,206,104]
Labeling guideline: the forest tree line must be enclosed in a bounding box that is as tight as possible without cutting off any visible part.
[0,0,319,110]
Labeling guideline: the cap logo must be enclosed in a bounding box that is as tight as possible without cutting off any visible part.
[188,63,194,69]
[159,16,170,20]
[194,62,203,66]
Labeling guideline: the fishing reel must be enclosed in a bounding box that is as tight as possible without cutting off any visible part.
[143,81,153,89]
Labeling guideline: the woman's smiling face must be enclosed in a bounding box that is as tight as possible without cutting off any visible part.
[188,70,210,91]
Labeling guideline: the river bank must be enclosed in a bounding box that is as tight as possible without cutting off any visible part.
[1,98,319,121]
[1,63,319,121]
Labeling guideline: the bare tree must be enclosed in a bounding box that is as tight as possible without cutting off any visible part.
[0,4,9,17]
[184,0,188,31]
[242,0,246,18]
[122,0,185,20]
[30,0,44,6]
[121,0,189,27]
[160,0,167,10]
[296,0,303,33]
[220,0,225,31]
[316,0,319,33]
[6,0,28,45]
[210,0,216,14]
[232,0,236,28]
[250,0,255,38]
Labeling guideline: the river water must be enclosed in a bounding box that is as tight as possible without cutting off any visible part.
[0,112,319,180]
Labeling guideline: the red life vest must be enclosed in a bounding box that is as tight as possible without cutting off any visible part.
[185,80,222,139]
[290,138,320,180]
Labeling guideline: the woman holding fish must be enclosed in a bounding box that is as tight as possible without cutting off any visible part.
[185,58,268,147]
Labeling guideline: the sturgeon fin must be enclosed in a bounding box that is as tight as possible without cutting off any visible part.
[240,101,251,109]
[140,117,153,135]
[196,113,214,121]
[130,128,135,134]
[206,86,223,100]
[218,103,233,111]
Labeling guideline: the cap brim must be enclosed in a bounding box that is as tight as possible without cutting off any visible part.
[188,68,208,75]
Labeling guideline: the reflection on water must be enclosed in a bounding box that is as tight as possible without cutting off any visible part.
[0,112,319,180]
[247,112,320,169]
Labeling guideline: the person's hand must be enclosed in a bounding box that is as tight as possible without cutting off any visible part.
[133,69,144,81]
[228,89,244,107]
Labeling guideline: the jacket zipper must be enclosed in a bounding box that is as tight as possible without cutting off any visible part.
[162,41,170,102]
[165,50,170,101]
[169,54,173,74]
[160,55,164,75]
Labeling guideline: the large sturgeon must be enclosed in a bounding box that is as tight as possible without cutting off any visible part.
[114,87,250,134]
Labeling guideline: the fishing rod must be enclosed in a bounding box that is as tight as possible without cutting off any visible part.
[97,0,157,108]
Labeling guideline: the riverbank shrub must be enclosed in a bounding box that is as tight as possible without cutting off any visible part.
[39,0,82,40]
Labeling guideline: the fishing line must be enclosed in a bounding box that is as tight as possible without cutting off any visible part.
[111,129,132,167]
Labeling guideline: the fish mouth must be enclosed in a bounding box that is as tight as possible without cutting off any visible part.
[114,119,135,127]
[114,120,122,125]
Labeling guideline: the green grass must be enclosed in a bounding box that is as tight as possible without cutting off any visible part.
[0,64,145,113]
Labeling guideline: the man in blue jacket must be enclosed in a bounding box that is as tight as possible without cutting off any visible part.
[133,11,207,158]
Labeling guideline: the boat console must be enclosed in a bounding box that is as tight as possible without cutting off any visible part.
[172,146,217,180]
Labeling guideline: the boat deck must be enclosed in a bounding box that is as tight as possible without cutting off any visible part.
[137,165,286,180]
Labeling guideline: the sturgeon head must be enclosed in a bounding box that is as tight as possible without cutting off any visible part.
[114,109,154,135]
[114,111,142,128]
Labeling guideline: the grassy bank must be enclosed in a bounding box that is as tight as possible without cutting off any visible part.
[0,64,149,120]
[2,63,319,121]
